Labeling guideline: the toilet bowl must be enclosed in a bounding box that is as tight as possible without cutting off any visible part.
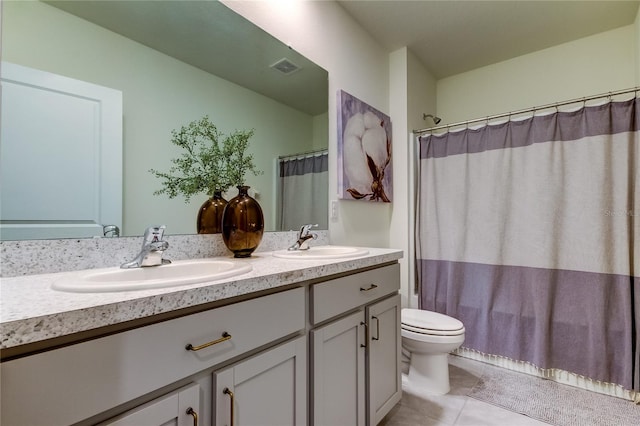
[401,308,465,395]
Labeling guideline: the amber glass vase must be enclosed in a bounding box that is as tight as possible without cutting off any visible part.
[222,186,264,257]
[197,191,227,234]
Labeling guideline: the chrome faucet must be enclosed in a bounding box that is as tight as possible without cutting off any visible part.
[121,225,171,268]
[288,224,318,251]
[103,224,120,238]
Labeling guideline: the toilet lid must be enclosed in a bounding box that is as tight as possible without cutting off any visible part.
[402,323,464,336]
[401,308,464,333]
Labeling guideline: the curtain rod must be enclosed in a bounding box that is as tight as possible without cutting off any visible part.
[278,148,328,161]
[413,86,639,135]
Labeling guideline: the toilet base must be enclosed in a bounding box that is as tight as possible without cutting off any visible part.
[405,352,451,395]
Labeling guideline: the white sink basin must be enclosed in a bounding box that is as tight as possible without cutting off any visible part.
[52,259,252,293]
[272,245,369,260]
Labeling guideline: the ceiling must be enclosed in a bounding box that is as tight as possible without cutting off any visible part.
[338,0,640,79]
[46,1,328,115]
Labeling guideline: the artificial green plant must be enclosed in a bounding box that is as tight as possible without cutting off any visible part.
[222,128,262,188]
[150,116,262,203]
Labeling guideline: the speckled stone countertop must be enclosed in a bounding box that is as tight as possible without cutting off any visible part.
[1,247,402,351]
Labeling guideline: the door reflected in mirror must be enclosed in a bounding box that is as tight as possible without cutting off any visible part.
[1,0,328,240]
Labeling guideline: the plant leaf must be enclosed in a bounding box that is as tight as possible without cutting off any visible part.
[149,116,262,200]
[366,154,379,180]
[347,188,370,199]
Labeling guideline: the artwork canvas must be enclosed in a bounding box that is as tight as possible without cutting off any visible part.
[337,90,392,202]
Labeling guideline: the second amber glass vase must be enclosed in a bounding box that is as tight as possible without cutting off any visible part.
[197,191,227,234]
[222,186,264,257]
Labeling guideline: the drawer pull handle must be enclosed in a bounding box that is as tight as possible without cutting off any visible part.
[185,332,232,351]
[186,407,199,426]
[224,387,235,426]
[372,315,380,341]
[360,284,378,292]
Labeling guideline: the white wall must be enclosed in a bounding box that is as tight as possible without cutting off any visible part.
[406,51,437,308]
[408,53,438,135]
[636,7,640,85]
[389,48,411,307]
[389,47,437,308]
[3,1,317,235]
[312,112,329,151]
[437,25,637,124]
[224,0,392,247]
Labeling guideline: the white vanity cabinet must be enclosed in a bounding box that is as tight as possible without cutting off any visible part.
[311,309,367,425]
[367,294,402,424]
[213,335,307,425]
[1,287,305,426]
[99,383,201,426]
[1,252,404,426]
[310,264,402,426]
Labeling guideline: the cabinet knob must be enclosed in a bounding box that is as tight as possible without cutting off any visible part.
[185,332,232,351]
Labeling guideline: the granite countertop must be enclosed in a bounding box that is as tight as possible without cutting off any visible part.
[0,248,402,351]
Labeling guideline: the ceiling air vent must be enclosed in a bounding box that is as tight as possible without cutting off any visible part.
[270,58,301,75]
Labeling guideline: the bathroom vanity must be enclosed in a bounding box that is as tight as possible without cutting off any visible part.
[0,248,402,425]
[311,264,401,426]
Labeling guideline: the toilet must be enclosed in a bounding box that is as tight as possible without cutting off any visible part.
[401,308,465,395]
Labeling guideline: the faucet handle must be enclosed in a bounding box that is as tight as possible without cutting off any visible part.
[299,223,318,238]
[143,225,167,245]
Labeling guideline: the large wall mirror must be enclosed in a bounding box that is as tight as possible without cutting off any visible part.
[1,0,328,240]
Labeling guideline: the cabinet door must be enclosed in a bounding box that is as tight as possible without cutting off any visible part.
[311,310,366,426]
[100,383,200,426]
[213,336,306,426]
[367,294,402,425]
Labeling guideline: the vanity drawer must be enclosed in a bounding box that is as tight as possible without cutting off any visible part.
[311,264,400,324]
[1,287,305,426]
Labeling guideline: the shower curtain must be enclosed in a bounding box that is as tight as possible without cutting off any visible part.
[278,150,328,231]
[416,97,639,390]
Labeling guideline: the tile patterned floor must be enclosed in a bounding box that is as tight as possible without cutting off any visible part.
[379,355,552,426]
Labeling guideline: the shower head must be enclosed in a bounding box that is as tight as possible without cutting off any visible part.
[423,113,442,125]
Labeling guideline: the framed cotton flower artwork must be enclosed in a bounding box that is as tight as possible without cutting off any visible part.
[337,90,392,202]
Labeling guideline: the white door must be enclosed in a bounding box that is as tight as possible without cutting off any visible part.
[0,62,122,240]
[311,310,366,426]
[213,336,307,426]
[99,383,200,426]
[367,294,402,425]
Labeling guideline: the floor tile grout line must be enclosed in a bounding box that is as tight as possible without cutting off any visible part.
[451,396,470,426]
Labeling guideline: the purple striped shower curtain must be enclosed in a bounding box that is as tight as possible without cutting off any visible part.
[417,97,639,390]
